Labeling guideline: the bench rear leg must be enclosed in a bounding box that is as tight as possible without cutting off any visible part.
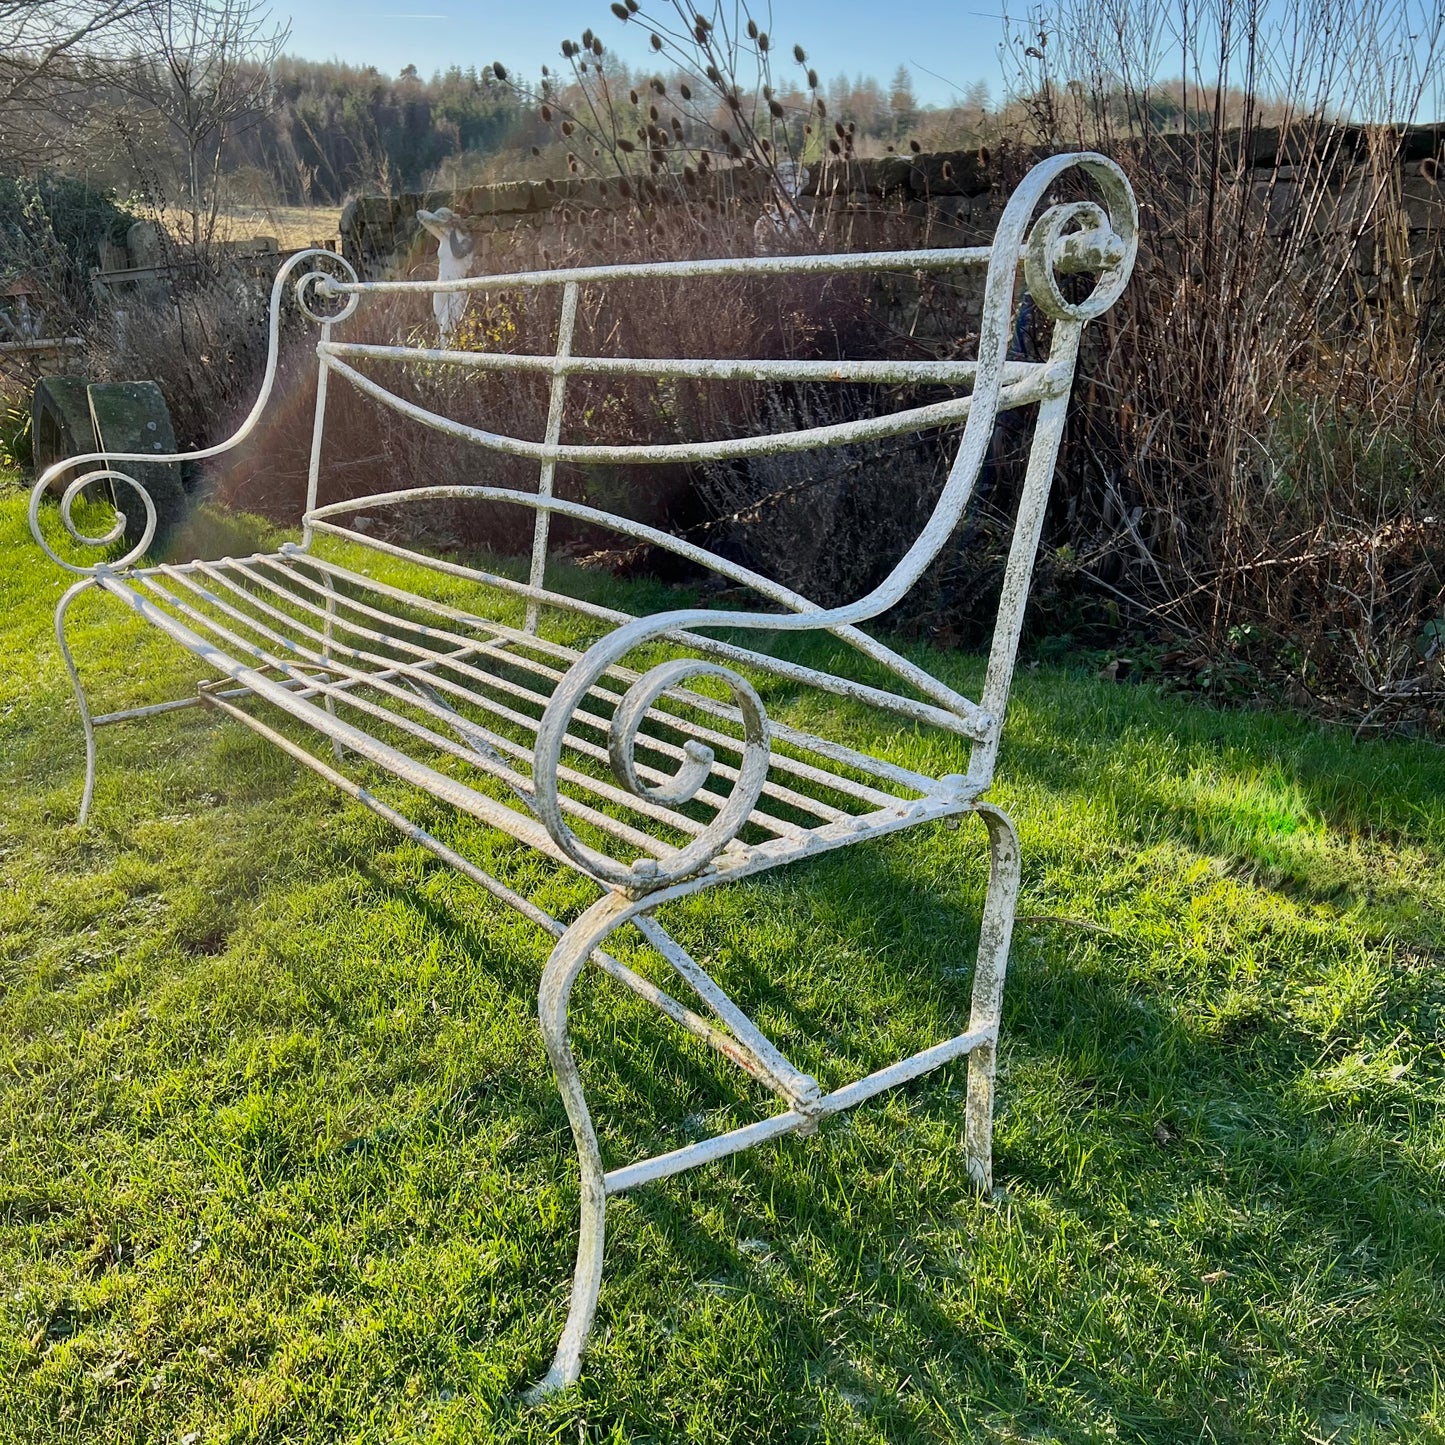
[963,803,1022,1193]
[528,890,635,1399]
[55,580,99,826]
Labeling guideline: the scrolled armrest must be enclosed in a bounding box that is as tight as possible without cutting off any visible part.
[27,247,359,576]
[28,465,158,575]
[534,610,775,893]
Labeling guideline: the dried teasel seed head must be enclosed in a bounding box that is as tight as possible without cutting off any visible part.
[610,1,629,18]
[807,68,818,88]
[561,39,576,57]
[671,116,683,135]
[545,176,557,191]
[804,123,812,134]
[705,64,722,84]
[491,61,507,80]
[768,99,784,118]
[759,136,771,152]
[683,164,696,183]
[909,138,921,152]
[746,17,758,37]
[834,120,844,137]
[757,31,769,51]
[617,137,636,152]
[728,142,742,159]
[649,104,659,120]
[651,77,665,94]
[592,36,603,55]
[531,145,541,156]
[694,21,707,40]
[561,119,574,135]
[540,103,552,121]
[581,27,593,46]
[978,145,990,165]
[693,13,710,30]
[816,97,827,116]
[629,88,639,104]
[651,32,662,49]
[793,43,806,62]
[679,82,692,99]
[828,138,841,155]
[541,64,549,76]
[725,91,740,110]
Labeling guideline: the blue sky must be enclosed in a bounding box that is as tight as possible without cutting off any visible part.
[279,0,1011,107]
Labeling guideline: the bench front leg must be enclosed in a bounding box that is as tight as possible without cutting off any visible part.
[54,579,100,826]
[963,802,1022,1193]
[528,889,637,1399]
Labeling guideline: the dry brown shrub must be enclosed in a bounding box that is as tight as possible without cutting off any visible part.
[999,0,1445,727]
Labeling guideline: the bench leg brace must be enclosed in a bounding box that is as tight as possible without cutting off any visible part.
[55,579,99,826]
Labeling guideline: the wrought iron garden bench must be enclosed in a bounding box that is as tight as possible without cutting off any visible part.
[29,153,1136,1395]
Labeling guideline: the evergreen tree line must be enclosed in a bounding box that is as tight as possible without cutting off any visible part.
[218,57,987,203]
[9,53,990,208]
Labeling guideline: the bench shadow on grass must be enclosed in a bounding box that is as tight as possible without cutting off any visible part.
[71,658,1436,1432]
[325,793,1440,1435]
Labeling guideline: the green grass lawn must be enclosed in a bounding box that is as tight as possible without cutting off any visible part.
[2,486,1443,1443]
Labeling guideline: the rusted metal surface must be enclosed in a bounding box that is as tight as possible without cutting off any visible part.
[27,154,1138,1396]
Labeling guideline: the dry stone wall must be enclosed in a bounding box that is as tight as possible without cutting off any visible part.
[337,152,999,278]
[339,127,1445,289]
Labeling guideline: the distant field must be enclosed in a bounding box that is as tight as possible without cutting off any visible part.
[181,205,344,251]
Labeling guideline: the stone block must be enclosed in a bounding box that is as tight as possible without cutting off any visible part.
[86,381,186,552]
[31,376,97,489]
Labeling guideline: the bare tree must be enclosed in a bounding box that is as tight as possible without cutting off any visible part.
[0,0,141,168]
[110,0,288,250]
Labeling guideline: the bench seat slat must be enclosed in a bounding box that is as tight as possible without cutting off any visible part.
[283,544,960,794]
[134,570,683,859]
[170,559,813,844]
[242,555,854,825]
[120,552,952,871]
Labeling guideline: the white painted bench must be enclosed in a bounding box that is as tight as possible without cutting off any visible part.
[29,153,1136,1395]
